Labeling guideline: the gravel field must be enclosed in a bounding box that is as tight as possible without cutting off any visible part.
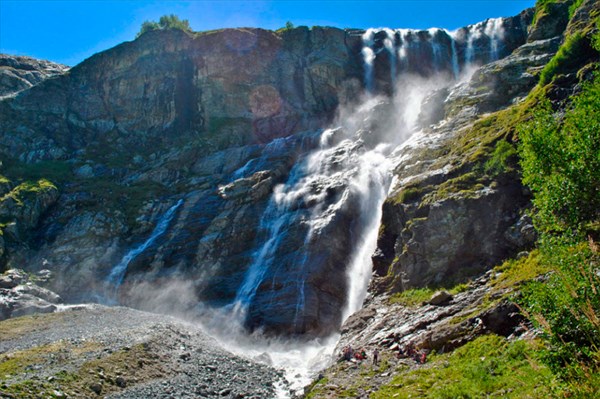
[0,304,283,398]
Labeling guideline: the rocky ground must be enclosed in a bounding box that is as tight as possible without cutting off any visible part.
[0,293,281,398]
[303,256,542,398]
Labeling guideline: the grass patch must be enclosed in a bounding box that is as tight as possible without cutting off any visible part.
[391,185,429,204]
[390,283,470,307]
[539,32,590,85]
[372,334,560,399]
[3,159,72,186]
[422,171,486,204]
[484,139,518,177]
[490,250,551,290]
[74,178,169,229]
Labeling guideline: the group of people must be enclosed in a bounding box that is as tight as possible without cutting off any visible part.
[340,342,426,365]
[340,345,380,365]
[396,343,427,364]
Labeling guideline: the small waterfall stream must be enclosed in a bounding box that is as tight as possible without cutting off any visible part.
[106,199,184,294]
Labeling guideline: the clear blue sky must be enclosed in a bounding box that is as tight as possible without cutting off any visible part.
[1,0,535,66]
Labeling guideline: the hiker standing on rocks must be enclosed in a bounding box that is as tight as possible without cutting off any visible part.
[373,348,379,366]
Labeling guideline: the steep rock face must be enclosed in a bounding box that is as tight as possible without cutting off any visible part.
[0,27,363,164]
[0,54,68,98]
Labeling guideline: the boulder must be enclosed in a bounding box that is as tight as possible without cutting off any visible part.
[427,291,453,306]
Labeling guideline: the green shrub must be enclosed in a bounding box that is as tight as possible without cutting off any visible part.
[520,237,600,396]
[518,75,600,233]
[136,14,192,38]
[518,64,600,396]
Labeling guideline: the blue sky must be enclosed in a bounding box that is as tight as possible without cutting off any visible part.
[1,0,535,66]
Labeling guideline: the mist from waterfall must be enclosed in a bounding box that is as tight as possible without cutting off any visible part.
[193,69,449,397]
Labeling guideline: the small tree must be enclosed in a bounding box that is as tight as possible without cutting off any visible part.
[136,14,192,38]
[285,21,294,30]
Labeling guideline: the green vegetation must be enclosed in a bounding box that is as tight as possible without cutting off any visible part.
[390,283,469,307]
[0,341,163,399]
[518,77,600,233]
[136,14,192,38]
[520,238,600,397]
[532,0,581,25]
[391,185,426,204]
[483,139,517,177]
[539,32,589,85]
[372,334,558,399]
[489,250,550,290]
[2,159,71,186]
[0,179,56,205]
[516,17,600,392]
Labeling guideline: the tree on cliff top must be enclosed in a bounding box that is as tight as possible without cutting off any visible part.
[136,14,192,38]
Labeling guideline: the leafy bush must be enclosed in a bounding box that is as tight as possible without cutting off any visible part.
[518,75,600,233]
[520,237,600,396]
[136,14,192,38]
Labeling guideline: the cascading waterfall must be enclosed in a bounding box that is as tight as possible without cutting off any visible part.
[466,18,505,65]
[450,32,460,79]
[485,18,505,61]
[397,29,412,72]
[428,28,443,73]
[206,15,513,397]
[364,24,498,92]
[106,199,184,293]
[383,28,397,86]
[361,29,376,93]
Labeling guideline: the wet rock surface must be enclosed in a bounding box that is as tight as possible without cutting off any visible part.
[0,305,280,398]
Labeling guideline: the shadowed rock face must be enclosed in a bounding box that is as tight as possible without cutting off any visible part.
[0,10,543,337]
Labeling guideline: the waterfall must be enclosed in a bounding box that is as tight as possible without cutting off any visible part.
[429,28,443,73]
[383,28,397,87]
[485,18,505,61]
[397,29,412,72]
[362,29,376,93]
[106,199,184,290]
[465,18,505,66]
[465,23,480,65]
[449,31,460,79]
